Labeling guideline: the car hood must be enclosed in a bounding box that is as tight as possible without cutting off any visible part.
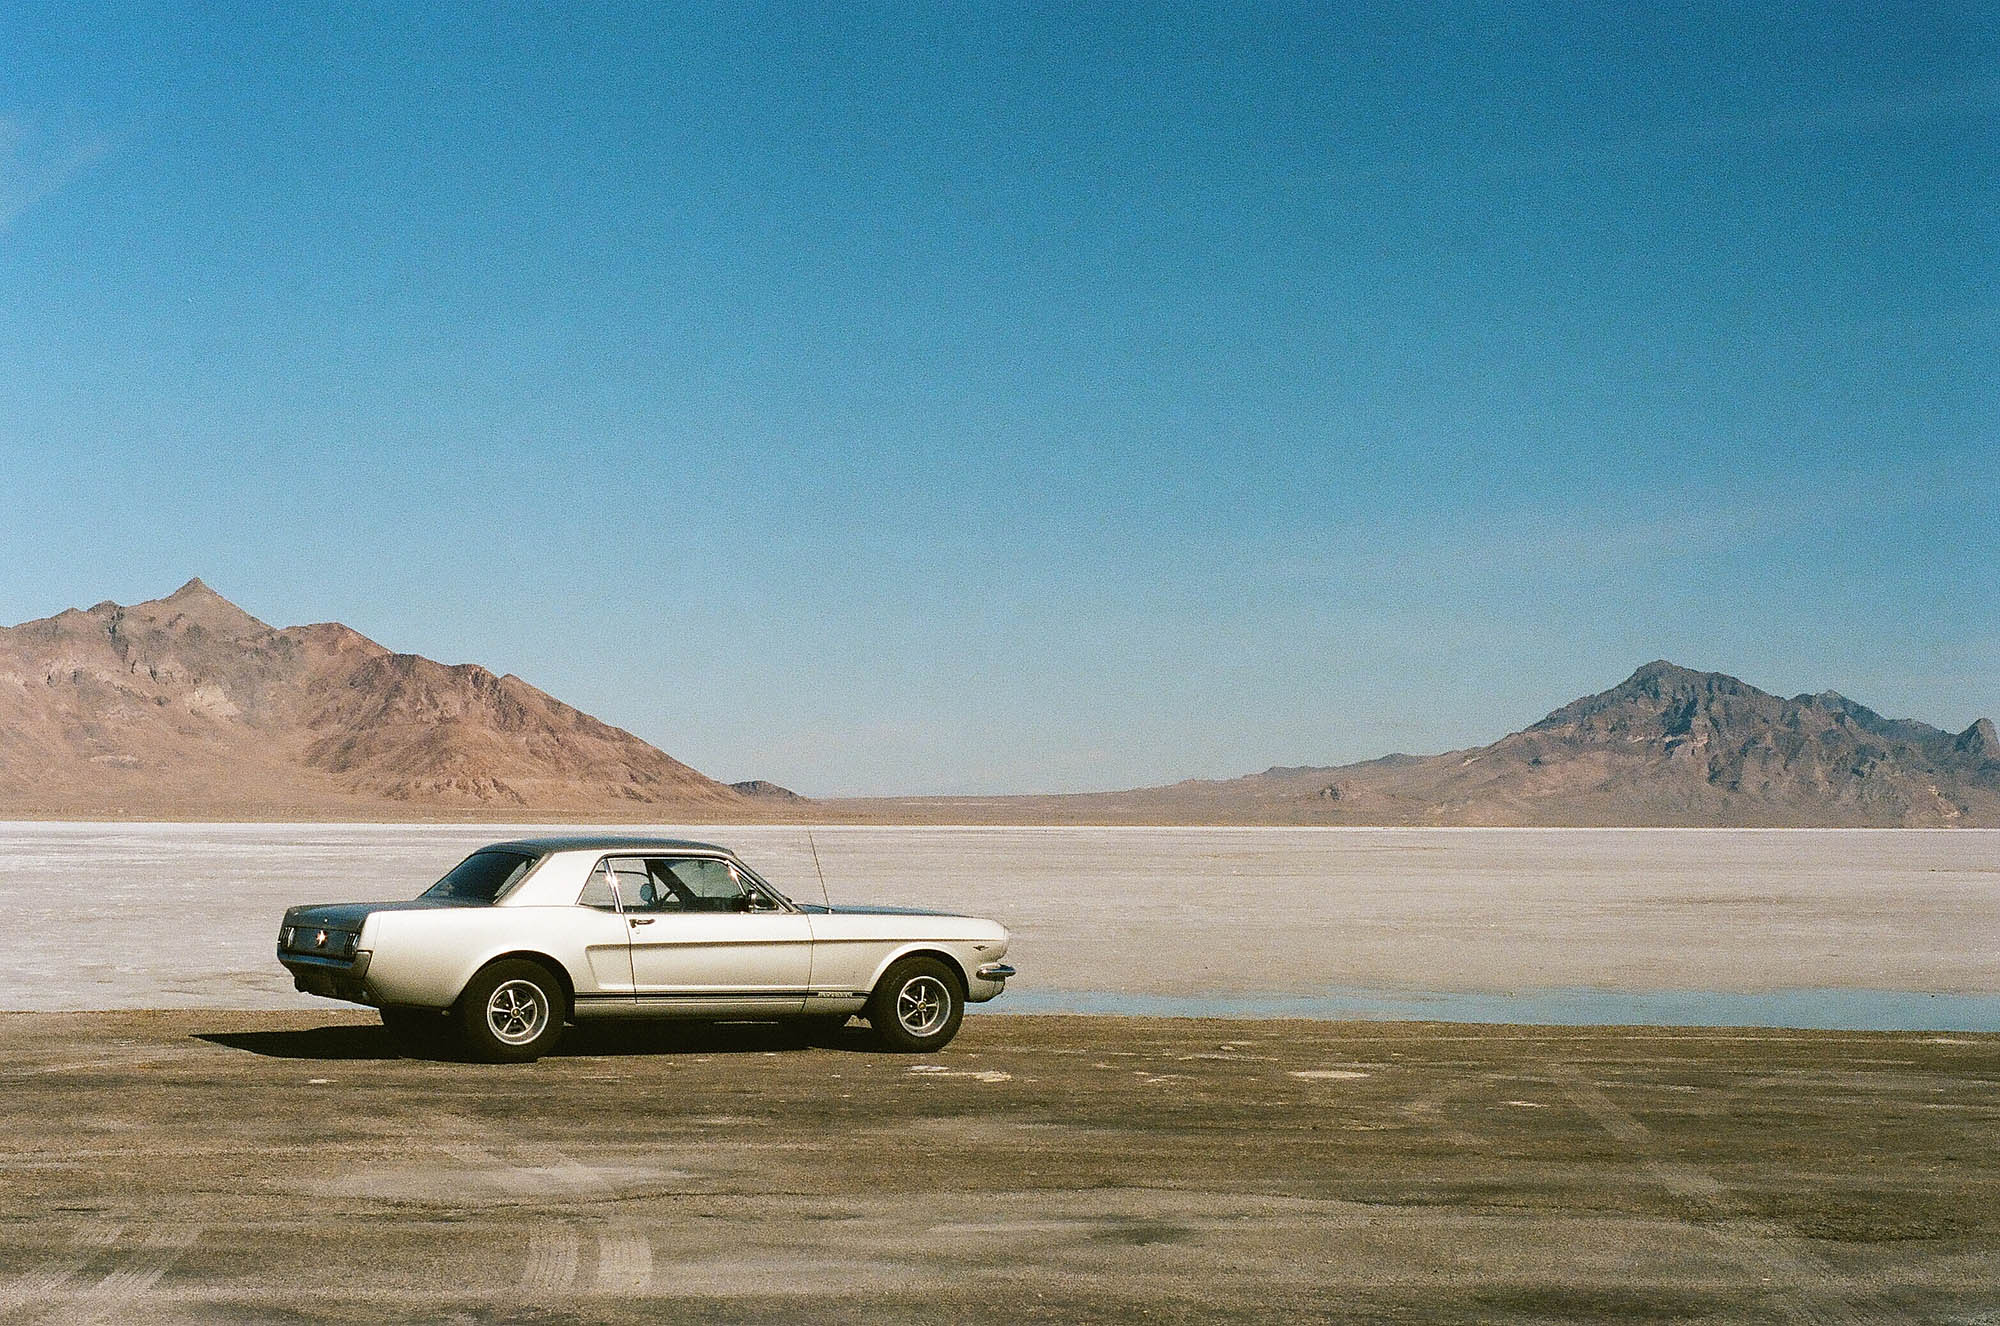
[283,898,478,930]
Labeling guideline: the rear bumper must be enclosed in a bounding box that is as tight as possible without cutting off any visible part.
[280,950,375,1004]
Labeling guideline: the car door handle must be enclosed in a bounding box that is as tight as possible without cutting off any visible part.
[628,917,654,926]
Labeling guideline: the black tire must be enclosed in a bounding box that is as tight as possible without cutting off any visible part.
[866,957,965,1053]
[455,959,566,1063]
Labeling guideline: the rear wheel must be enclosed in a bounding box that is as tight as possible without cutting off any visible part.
[867,957,964,1053]
[455,959,565,1063]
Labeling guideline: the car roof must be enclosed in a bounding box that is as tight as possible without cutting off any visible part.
[483,836,734,857]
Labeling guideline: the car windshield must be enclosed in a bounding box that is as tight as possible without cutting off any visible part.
[421,850,537,903]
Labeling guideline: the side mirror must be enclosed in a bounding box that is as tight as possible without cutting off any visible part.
[740,891,775,912]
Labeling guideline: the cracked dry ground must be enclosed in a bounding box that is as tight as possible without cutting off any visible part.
[0,1012,1995,1323]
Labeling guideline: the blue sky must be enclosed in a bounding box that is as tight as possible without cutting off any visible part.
[1,2,1993,794]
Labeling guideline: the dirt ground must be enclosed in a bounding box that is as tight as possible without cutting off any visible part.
[0,1012,1995,1323]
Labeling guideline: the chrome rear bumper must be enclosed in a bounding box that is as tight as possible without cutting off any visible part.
[281,950,374,1003]
[975,963,1016,981]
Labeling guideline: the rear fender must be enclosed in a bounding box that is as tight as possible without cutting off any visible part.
[359,907,593,1010]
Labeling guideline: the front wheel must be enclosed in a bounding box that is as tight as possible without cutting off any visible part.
[867,957,965,1053]
[456,959,565,1063]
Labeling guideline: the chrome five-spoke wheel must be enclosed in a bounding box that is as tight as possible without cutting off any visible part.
[896,975,951,1038]
[486,979,550,1045]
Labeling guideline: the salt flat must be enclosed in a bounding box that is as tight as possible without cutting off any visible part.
[0,824,1994,1021]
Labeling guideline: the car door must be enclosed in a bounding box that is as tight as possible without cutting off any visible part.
[622,856,811,1012]
[569,858,644,997]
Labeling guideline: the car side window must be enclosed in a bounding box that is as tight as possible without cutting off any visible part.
[577,857,654,910]
[655,857,745,912]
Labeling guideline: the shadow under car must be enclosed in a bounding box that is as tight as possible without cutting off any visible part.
[195,1017,877,1062]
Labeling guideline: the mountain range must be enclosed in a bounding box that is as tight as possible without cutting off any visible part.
[0,579,745,818]
[913,660,1998,827]
[2,582,1993,825]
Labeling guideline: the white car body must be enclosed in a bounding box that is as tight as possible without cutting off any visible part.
[278,837,1014,1026]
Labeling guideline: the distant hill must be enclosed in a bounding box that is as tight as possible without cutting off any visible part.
[1285,660,1998,826]
[0,579,749,818]
[730,779,807,802]
[840,662,2000,827]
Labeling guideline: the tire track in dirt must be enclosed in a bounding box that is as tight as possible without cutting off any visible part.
[28,1225,200,1326]
[1551,1063,1877,1326]
[1396,1082,1483,1147]
[0,1222,121,1314]
[431,1114,652,1301]
[594,1229,653,1295]
[518,1223,581,1298]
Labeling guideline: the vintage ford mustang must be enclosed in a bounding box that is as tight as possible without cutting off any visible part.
[278,836,1014,1061]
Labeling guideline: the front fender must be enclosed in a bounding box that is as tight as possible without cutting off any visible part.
[860,938,1008,998]
[863,941,960,992]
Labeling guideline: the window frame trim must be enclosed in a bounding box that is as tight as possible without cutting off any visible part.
[572,851,799,914]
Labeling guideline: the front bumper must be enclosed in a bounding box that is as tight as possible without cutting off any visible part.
[279,950,374,1004]
[966,962,1016,1004]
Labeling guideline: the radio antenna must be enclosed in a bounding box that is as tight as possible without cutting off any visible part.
[806,828,831,909]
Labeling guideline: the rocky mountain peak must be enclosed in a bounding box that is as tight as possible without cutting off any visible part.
[123,577,273,637]
[1958,717,1999,760]
[1531,660,1753,734]
[1624,659,1703,687]
[1606,660,1757,705]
